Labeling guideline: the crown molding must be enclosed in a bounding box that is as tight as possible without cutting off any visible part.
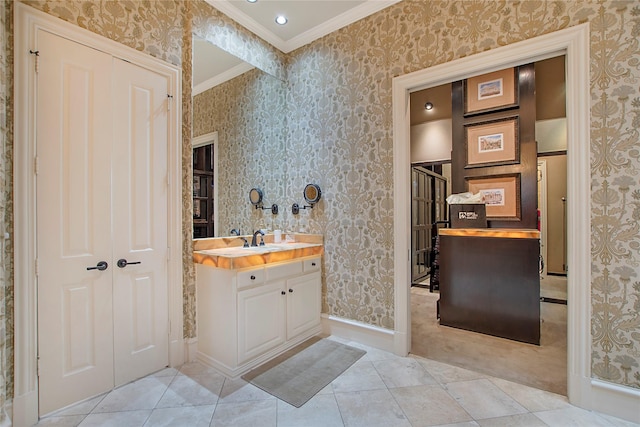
[193,61,255,95]
[205,0,401,54]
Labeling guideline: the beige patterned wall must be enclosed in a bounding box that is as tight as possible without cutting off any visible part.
[192,69,288,237]
[191,0,286,81]
[3,3,640,417]
[285,0,640,390]
[0,0,10,421]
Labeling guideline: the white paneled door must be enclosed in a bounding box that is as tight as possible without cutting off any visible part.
[36,30,169,415]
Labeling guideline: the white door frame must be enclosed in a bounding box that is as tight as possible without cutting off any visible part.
[192,132,219,237]
[393,23,640,422]
[14,4,183,425]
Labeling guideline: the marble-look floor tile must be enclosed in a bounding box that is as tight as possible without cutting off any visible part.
[331,360,387,393]
[598,412,640,427]
[92,377,172,413]
[477,412,547,426]
[433,423,481,427]
[373,357,437,388]
[445,379,528,420]
[346,342,399,362]
[210,399,277,427]
[35,415,85,427]
[533,406,625,426]
[150,367,180,378]
[48,395,105,417]
[414,357,487,385]
[488,377,569,412]
[217,378,276,403]
[178,362,220,376]
[144,405,215,427]
[390,384,473,427]
[155,373,225,408]
[276,393,344,427]
[78,410,151,427]
[335,389,411,427]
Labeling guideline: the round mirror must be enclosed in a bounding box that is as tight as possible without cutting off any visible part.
[303,184,322,205]
[249,188,263,206]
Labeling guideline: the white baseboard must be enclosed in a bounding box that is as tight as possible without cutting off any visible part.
[185,338,198,363]
[12,391,38,427]
[589,379,640,424]
[321,314,395,353]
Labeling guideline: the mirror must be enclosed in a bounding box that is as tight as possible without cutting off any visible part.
[303,184,322,205]
[249,188,263,206]
[192,34,287,238]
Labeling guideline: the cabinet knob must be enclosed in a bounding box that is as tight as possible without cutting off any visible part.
[311,262,316,266]
[289,289,293,293]
[281,291,286,295]
[250,275,256,280]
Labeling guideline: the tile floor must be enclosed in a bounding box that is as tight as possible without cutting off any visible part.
[36,337,638,427]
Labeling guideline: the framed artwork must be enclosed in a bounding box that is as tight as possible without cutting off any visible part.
[465,68,517,114]
[465,117,519,168]
[467,174,520,219]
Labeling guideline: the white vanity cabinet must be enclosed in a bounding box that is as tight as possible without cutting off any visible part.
[196,256,321,378]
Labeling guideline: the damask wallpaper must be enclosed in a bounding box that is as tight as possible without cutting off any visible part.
[0,1,9,422]
[282,0,640,390]
[3,2,639,420]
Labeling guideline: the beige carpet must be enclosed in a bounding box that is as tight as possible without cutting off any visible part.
[242,336,366,407]
[411,275,567,395]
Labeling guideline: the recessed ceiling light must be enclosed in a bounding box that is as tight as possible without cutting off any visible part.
[275,15,288,25]
[424,102,433,110]
[246,0,257,3]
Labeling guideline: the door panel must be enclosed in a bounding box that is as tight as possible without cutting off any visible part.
[37,31,170,414]
[36,29,114,415]
[112,59,169,386]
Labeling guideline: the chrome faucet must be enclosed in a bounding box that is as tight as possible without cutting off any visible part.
[251,230,265,247]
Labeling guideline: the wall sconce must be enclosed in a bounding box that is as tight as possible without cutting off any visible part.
[424,102,433,110]
[249,187,278,215]
[292,184,322,214]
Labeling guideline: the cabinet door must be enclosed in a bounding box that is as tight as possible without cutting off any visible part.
[237,281,286,364]
[286,272,321,340]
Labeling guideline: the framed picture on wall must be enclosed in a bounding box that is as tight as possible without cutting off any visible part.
[465,68,517,114]
[467,174,520,219]
[465,117,519,168]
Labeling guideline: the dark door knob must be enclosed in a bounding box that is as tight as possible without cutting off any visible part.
[117,259,141,268]
[281,291,286,295]
[87,261,108,271]
[289,289,293,293]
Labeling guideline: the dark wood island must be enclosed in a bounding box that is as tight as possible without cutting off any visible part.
[438,228,541,345]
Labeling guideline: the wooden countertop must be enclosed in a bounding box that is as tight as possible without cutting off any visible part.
[439,228,540,239]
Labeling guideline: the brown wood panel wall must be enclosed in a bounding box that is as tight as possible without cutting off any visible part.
[451,64,537,229]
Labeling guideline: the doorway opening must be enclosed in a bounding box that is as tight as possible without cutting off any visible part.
[407,57,568,394]
[193,132,219,238]
[392,24,591,408]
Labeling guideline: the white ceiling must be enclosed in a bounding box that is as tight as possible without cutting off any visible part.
[194,0,400,94]
[206,0,399,53]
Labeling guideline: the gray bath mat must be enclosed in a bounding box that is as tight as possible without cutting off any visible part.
[241,336,366,407]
